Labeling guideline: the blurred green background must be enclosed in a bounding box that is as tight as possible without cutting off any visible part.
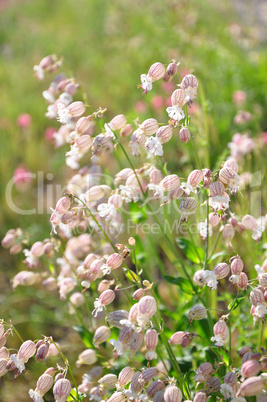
[0,0,267,400]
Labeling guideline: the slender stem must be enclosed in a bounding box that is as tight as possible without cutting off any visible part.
[257,321,264,351]
[228,316,232,365]
[203,193,209,271]
[208,230,221,260]
[190,136,202,170]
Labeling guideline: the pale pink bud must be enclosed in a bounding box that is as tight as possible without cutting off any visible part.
[181,332,195,348]
[0,359,8,377]
[44,367,56,376]
[242,352,254,363]
[129,331,144,358]
[76,349,97,367]
[67,101,85,117]
[55,196,71,214]
[181,74,198,91]
[125,173,144,189]
[69,292,85,308]
[75,116,91,134]
[140,118,159,135]
[153,390,165,401]
[89,259,104,276]
[35,373,54,395]
[110,114,127,130]
[219,167,238,186]
[128,303,139,323]
[224,158,239,172]
[99,289,116,305]
[156,125,173,144]
[106,253,123,270]
[133,288,145,300]
[195,363,214,382]
[87,185,105,201]
[213,262,230,279]
[239,346,251,358]
[242,214,258,231]
[0,348,9,360]
[139,367,158,385]
[108,194,123,209]
[149,168,163,185]
[188,304,207,322]
[130,371,143,394]
[2,233,16,249]
[0,325,4,339]
[224,372,237,386]
[169,331,185,345]
[240,376,264,396]
[93,326,111,346]
[222,224,235,244]
[171,89,185,107]
[10,243,22,255]
[193,391,208,402]
[30,241,44,257]
[55,373,64,382]
[120,124,133,137]
[163,62,178,82]
[6,360,16,371]
[128,237,136,246]
[168,187,184,200]
[209,181,225,197]
[238,272,248,290]
[35,343,49,362]
[53,378,72,402]
[160,174,180,190]
[92,134,112,155]
[209,213,221,227]
[146,380,164,397]
[98,279,111,293]
[107,310,129,329]
[180,197,197,215]
[179,127,191,143]
[118,366,134,386]
[250,288,265,306]
[42,277,57,291]
[18,340,36,362]
[259,274,267,288]
[99,374,117,390]
[206,376,221,392]
[145,329,158,353]
[107,391,126,402]
[241,360,261,378]
[76,134,92,152]
[231,258,244,275]
[164,385,182,402]
[188,170,203,187]
[138,296,157,318]
[148,62,165,82]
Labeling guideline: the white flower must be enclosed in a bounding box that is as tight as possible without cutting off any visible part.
[23,249,38,268]
[130,140,141,157]
[146,350,157,360]
[252,217,265,241]
[211,334,227,347]
[109,339,124,355]
[220,383,234,399]
[59,92,73,106]
[166,105,185,121]
[198,221,212,239]
[181,182,195,195]
[57,103,71,124]
[147,183,164,200]
[202,270,218,290]
[119,185,139,203]
[119,319,137,331]
[10,354,25,373]
[29,390,44,402]
[229,274,239,284]
[66,143,81,160]
[140,74,153,93]
[66,156,80,170]
[145,136,163,156]
[42,90,55,104]
[46,104,57,120]
[209,195,229,211]
[104,123,115,139]
[254,304,267,318]
[33,65,44,80]
[255,264,264,275]
[92,298,106,317]
[97,203,117,221]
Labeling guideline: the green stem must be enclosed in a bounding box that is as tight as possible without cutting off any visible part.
[203,192,210,271]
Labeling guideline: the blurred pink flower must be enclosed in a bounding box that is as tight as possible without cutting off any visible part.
[262,132,267,144]
[13,166,32,188]
[228,133,254,160]
[17,113,32,128]
[134,100,148,114]
[151,95,164,110]
[162,81,175,93]
[45,127,57,142]
[234,110,252,125]
[232,90,246,105]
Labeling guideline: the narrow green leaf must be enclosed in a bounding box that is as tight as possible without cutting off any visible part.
[73,325,94,348]
[228,297,245,311]
[176,238,204,264]
[164,275,195,295]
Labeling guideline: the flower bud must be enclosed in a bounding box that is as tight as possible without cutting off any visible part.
[98,279,111,293]
[188,170,203,187]
[181,332,195,348]
[160,174,180,191]
[35,343,49,362]
[128,237,136,246]
[76,135,92,152]
[118,366,134,387]
[130,371,143,394]
[35,373,54,395]
[75,116,91,134]
[2,233,16,249]
[99,374,118,390]
[213,263,230,279]
[171,89,185,106]
[76,349,97,367]
[209,181,225,197]
[140,118,159,135]
[259,274,267,288]
[209,213,220,227]
[164,385,182,402]
[139,367,158,385]
[93,326,111,347]
[106,253,123,270]
[106,310,129,329]
[133,288,145,300]
[53,378,72,402]
[241,360,262,378]
[181,74,198,91]
[44,367,56,376]
[240,376,264,396]
[18,340,36,361]
[195,362,214,382]
[193,391,208,402]
[107,391,127,402]
[0,359,8,377]
[163,62,178,82]
[69,292,85,308]
[169,331,185,345]
[120,124,133,137]
[148,62,165,82]
[206,376,221,392]
[10,243,22,255]
[108,194,123,209]
[188,304,207,322]
[250,289,265,306]
[238,272,248,290]
[145,329,158,360]
[0,347,9,360]
[231,258,244,275]
[222,224,235,244]
[110,114,127,130]
[147,380,165,397]
[99,289,115,306]
[67,101,85,117]
[179,127,191,143]
[242,215,258,231]
[138,296,157,318]
[224,158,239,172]
[180,197,197,215]
[153,390,165,401]
[239,346,251,358]
[156,125,173,144]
